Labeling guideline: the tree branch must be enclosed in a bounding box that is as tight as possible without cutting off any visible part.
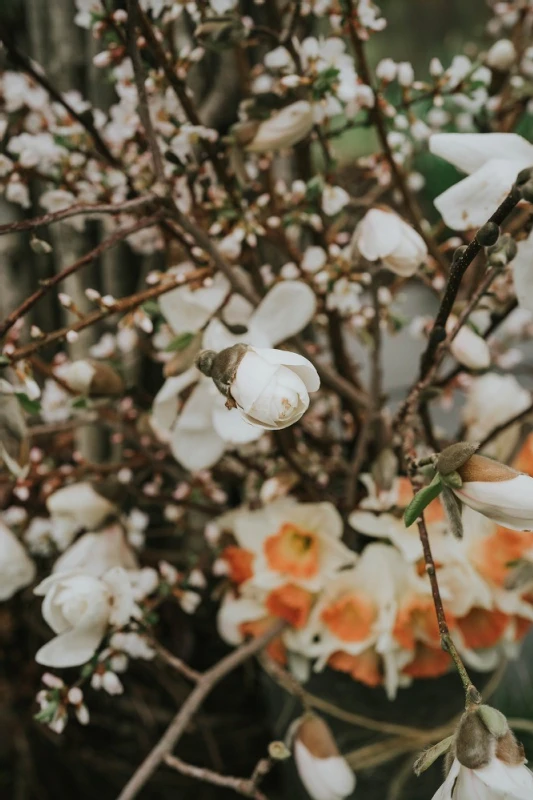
[117,621,285,800]
[164,754,270,800]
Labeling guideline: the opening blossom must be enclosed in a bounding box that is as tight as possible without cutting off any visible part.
[244,101,315,152]
[429,133,533,230]
[0,519,36,600]
[350,207,427,276]
[152,281,317,471]
[34,567,135,668]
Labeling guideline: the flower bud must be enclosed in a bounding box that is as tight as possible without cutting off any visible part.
[477,221,500,247]
[229,346,319,430]
[487,233,517,268]
[351,207,427,277]
[292,714,356,800]
[452,453,533,530]
[447,316,490,370]
[437,442,480,476]
[486,39,516,71]
[56,359,124,397]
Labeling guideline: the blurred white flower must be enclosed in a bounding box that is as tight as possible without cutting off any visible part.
[34,567,134,668]
[158,267,229,335]
[53,524,138,577]
[293,714,356,800]
[0,520,36,600]
[429,133,533,229]
[246,101,314,152]
[512,229,533,314]
[462,373,531,461]
[447,316,491,370]
[46,482,118,550]
[351,208,427,276]
[228,347,320,430]
[302,246,327,274]
[486,39,516,70]
[321,185,350,216]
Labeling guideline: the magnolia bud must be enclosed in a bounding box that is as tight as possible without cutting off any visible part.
[292,714,356,800]
[487,233,517,268]
[57,360,124,397]
[476,221,500,247]
[436,442,479,475]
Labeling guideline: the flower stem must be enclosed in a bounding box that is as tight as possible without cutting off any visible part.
[415,506,481,708]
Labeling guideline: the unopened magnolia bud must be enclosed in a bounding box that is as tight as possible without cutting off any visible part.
[30,236,53,254]
[519,180,533,203]
[477,705,509,739]
[268,740,291,760]
[453,245,468,263]
[436,442,479,475]
[477,221,500,247]
[195,349,217,378]
[455,711,494,769]
[487,233,517,267]
[58,359,124,396]
[292,714,356,800]
[515,167,533,187]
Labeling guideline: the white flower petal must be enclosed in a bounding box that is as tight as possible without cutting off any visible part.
[455,473,533,530]
[152,368,199,430]
[475,759,533,799]
[251,281,316,346]
[354,208,403,261]
[159,270,229,334]
[212,402,264,444]
[429,132,533,175]
[513,230,533,314]
[216,594,266,645]
[251,348,320,391]
[171,424,226,470]
[35,623,107,668]
[434,158,525,230]
[430,758,461,800]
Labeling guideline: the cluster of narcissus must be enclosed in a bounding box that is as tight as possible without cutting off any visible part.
[210,434,533,698]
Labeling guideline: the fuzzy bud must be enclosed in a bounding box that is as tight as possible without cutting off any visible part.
[487,233,517,268]
[436,442,480,475]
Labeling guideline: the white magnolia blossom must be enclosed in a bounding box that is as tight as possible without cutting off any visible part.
[486,39,517,71]
[454,455,533,531]
[293,714,356,800]
[229,347,319,430]
[152,281,316,470]
[447,316,491,370]
[462,373,531,461]
[429,133,533,229]
[53,524,139,577]
[432,756,533,800]
[158,268,230,335]
[512,229,533,314]
[246,101,315,152]
[0,519,36,601]
[34,567,135,668]
[351,208,427,276]
[46,482,118,550]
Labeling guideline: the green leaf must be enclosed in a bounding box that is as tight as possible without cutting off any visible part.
[403,474,443,527]
[71,397,89,409]
[413,735,454,776]
[441,470,462,489]
[142,300,161,316]
[165,332,195,352]
[15,393,41,414]
[34,702,58,725]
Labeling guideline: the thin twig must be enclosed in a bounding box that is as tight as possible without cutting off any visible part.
[117,621,285,800]
[153,641,202,683]
[0,213,162,339]
[164,754,269,800]
[478,401,533,451]
[0,195,159,236]
[126,0,165,183]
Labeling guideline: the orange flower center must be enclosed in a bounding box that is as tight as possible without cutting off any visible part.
[223,545,255,585]
[402,643,451,679]
[264,522,320,579]
[328,649,382,687]
[469,529,533,587]
[393,595,448,650]
[265,584,313,629]
[239,618,286,664]
[320,593,376,642]
[456,607,510,649]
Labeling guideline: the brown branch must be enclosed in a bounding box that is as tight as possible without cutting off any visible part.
[343,2,448,274]
[0,24,120,168]
[117,621,285,800]
[164,755,270,800]
[478,401,533,451]
[414,504,480,706]
[0,213,162,340]
[0,195,159,236]
[153,642,202,683]
[8,265,212,363]
[126,0,165,183]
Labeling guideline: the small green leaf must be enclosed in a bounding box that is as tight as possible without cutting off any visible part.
[71,397,89,409]
[34,702,58,724]
[142,300,161,316]
[403,474,443,527]
[441,470,462,489]
[413,735,454,776]
[16,393,41,414]
[165,332,195,352]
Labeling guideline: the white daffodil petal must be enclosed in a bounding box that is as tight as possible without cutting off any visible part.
[429,132,533,174]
